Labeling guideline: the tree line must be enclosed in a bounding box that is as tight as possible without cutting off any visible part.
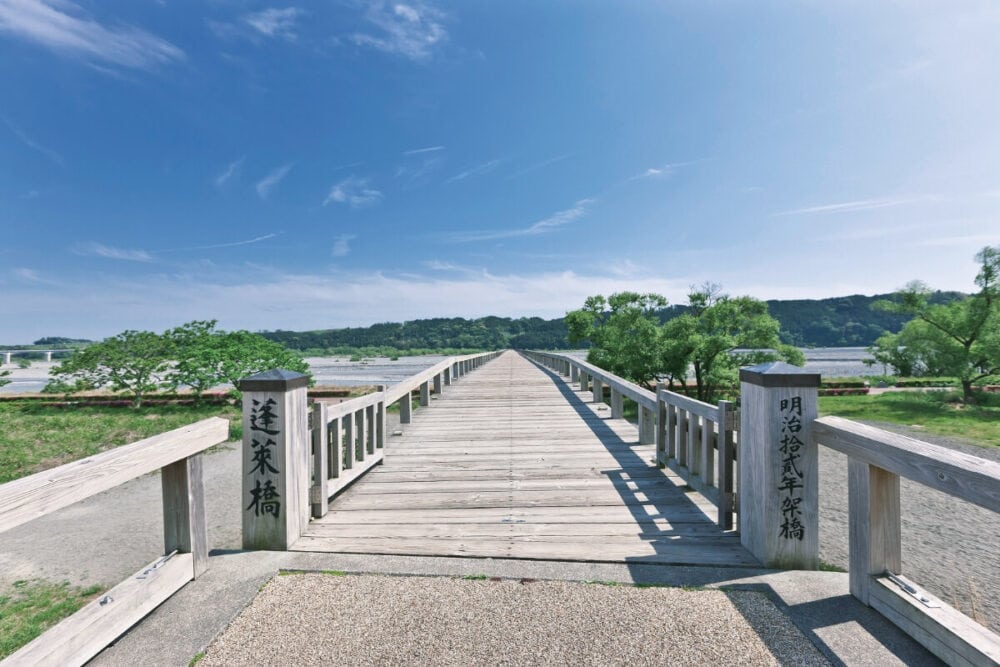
[42,321,309,407]
[570,246,998,405]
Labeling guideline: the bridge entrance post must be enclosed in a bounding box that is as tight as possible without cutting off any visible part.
[738,362,820,569]
[239,369,311,551]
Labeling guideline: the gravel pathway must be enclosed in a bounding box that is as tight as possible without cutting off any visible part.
[199,573,830,666]
[817,423,1000,631]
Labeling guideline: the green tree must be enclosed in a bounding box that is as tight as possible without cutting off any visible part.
[168,320,311,396]
[48,330,173,407]
[665,284,804,402]
[0,369,10,388]
[567,284,803,404]
[566,292,669,387]
[875,246,1000,402]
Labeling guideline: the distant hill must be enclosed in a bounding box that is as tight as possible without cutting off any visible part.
[259,291,965,352]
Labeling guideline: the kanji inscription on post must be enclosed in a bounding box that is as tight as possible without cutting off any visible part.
[778,396,805,541]
[246,398,281,518]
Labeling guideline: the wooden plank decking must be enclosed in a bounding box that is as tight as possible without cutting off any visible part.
[292,351,759,567]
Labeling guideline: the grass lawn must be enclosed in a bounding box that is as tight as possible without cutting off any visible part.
[0,401,242,485]
[0,579,104,659]
[818,390,1000,449]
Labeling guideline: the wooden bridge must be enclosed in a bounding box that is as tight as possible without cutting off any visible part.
[4,348,999,666]
[293,350,756,566]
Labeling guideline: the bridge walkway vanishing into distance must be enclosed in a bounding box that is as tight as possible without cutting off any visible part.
[292,350,757,567]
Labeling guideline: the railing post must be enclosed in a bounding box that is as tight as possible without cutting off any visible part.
[419,380,430,406]
[580,372,590,392]
[717,400,735,530]
[433,373,442,395]
[444,367,452,385]
[570,364,579,383]
[239,369,310,551]
[310,402,329,519]
[848,460,901,605]
[610,389,623,418]
[655,385,667,466]
[592,377,603,404]
[376,387,386,449]
[738,362,820,569]
[639,403,655,445]
[399,392,412,424]
[161,453,208,578]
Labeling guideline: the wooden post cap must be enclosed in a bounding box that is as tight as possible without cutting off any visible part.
[739,362,820,388]
[239,369,310,392]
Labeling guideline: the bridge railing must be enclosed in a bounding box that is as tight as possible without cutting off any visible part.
[522,351,737,530]
[0,418,229,666]
[308,350,503,519]
[813,416,1000,666]
[239,351,502,549]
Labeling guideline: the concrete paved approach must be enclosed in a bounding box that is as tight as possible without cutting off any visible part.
[90,550,940,666]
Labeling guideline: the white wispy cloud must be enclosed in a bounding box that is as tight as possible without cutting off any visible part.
[322,176,382,208]
[775,197,922,216]
[404,145,444,155]
[331,234,356,258]
[628,160,702,181]
[243,7,301,40]
[215,157,244,187]
[351,1,446,61]
[445,159,500,184]
[0,0,184,69]
[256,163,293,199]
[450,198,595,243]
[1,115,64,166]
[13,267,49,283]
[165,233,281,252]
[74,242,153,262]
[505,154,570,180]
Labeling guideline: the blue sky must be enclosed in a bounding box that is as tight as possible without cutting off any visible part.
[1,1,998,343]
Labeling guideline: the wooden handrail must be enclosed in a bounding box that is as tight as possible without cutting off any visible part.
[815,416,1000,512]
[309,350,502,518]
[1,417,230,667]
[814,416,1000,665]
[0,417,229,534]
[523,350,737,530]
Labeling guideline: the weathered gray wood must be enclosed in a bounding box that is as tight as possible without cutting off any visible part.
[4,553,194,667]
[433,373,442,395]
[355,408,366,463]
[639,404,654,445]
[376,396,385,449]
[161,454,208,577]
[329,416,343,479]
[298,351,754,568]
[688,411,700,477]
[0,418,228,535]
[817,416,1000,513]
[241,382,310,551]
[849,460,901,605]
[870,575,1000,667]
[366,404,376,455]
[677,408,688,468]
[666,403,677,460]
[398,394,412,424]
[310,402,329,518]
[419,380,430,406]
[738,366,819,569]
[717,400,735,530]
[610,388,623,419]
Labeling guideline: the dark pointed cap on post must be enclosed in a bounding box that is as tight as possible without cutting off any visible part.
[739,361,820,388]
[239,369,310,392]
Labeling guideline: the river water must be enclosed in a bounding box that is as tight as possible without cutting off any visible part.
[0,347,877,395]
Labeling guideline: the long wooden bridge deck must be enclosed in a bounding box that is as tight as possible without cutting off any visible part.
[293,351,758,567]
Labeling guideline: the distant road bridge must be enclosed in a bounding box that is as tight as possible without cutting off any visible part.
[0,349,71,364]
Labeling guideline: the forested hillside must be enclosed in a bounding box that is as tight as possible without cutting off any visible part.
[259,291,965,352]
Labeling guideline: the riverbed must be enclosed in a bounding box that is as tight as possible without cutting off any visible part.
[0,347,877,394]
